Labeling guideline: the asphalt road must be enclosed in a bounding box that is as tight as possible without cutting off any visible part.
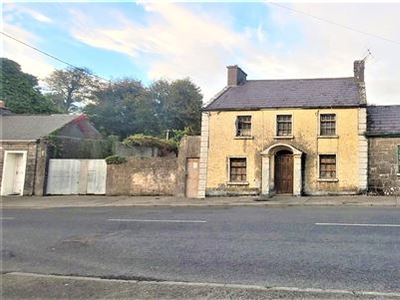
[2,206,400,296]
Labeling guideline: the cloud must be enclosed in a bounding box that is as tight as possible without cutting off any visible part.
[266,3,400,104]
[3,3,52,23]
[2,23,56,80]
[23,7,53,23]
[10,2,396,105]
[69,2,296,101]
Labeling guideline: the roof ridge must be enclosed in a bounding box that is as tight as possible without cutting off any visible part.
[246,77,355,82]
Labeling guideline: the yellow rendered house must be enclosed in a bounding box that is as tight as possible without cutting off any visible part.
[197,61,368,197]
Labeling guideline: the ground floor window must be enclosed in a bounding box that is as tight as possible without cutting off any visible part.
[319,154,336,179]
[229,157,247,182]
[397,145,400,174]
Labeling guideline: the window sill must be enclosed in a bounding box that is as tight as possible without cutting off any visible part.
[274,135,294,140]
[234,136,254,140]
[318,135,339,139]
[227,181,249,186]
[317,178,339,182]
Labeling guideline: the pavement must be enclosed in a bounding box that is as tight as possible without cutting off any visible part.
[1,194,399,209]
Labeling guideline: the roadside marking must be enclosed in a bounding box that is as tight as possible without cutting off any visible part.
[107,218,207,223]
[0,217,15,220]
[316,222,400,228]
[5,272,400,298]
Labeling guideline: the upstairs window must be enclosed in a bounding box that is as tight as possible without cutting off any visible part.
[229,158,247,182]
[236,116,252,137]
[320,114,336,136]
[319,155,336,179]
[277,115,292,136]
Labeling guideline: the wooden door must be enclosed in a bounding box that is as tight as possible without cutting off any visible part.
[186,158,199,198]
[275,150,293,194]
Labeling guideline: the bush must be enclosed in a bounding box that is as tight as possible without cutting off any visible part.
[105,155,127,165]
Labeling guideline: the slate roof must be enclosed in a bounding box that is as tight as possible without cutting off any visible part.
[203,77,362,111]
[367,105,400,136]
[0,114,79,140]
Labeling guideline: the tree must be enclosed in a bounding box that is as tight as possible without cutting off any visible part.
[45,67,100,113]
[149,78,203,134]
[85,77,203,139]
[0,58,60,114]
[84,79,159,138]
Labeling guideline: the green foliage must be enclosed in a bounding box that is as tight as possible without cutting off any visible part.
[84,77,203,139]
[47,132,114,159]
[167,127,193,149]
[105,155,127,165]
[149,78,203,135]
[45,66,101,113]
[84,79,159,138]
[0,58,60,114]
[122,134,177,153]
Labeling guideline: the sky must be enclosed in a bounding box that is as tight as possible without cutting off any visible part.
[2,1,400,105]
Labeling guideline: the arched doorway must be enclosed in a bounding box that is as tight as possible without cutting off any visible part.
[274,150,293,194]
[260,143,303,196]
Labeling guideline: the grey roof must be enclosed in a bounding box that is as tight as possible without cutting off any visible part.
[204,77,362,111]
[367,105,400,136]
[0,114,79,140]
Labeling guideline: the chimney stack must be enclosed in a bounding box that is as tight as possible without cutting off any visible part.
[354,60,365,82]
[227,65,247,86]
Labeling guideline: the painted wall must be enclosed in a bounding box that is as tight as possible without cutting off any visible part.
[368,137,400,195]
[205,107,362,196]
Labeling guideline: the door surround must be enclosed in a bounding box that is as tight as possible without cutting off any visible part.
[260,143,302,196]
[1,151,27,196]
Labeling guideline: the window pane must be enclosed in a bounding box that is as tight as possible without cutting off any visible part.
[398,145,400,173]
[320,114,336,136]
[320,155,336,178]
[237,116,251,136]
[277,115,292,136]
[230,158,246,182]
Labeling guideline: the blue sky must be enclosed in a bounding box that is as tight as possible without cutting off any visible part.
[2,1,400,105]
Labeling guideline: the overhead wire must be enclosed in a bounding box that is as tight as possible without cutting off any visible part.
[2,2,400,79]
[1,31,110,83]
[267,2,400,47]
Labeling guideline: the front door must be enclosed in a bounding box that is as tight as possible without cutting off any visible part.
[1,151,27,196]
[275,150,293,194]
[186,158,199,198]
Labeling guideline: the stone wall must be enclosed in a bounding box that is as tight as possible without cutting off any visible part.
[106,157,178,196]
[368,137,400,195]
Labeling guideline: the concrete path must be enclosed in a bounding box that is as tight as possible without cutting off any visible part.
[1,194,399,209]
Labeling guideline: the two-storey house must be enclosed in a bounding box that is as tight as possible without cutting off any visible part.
[198,61,368,197]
